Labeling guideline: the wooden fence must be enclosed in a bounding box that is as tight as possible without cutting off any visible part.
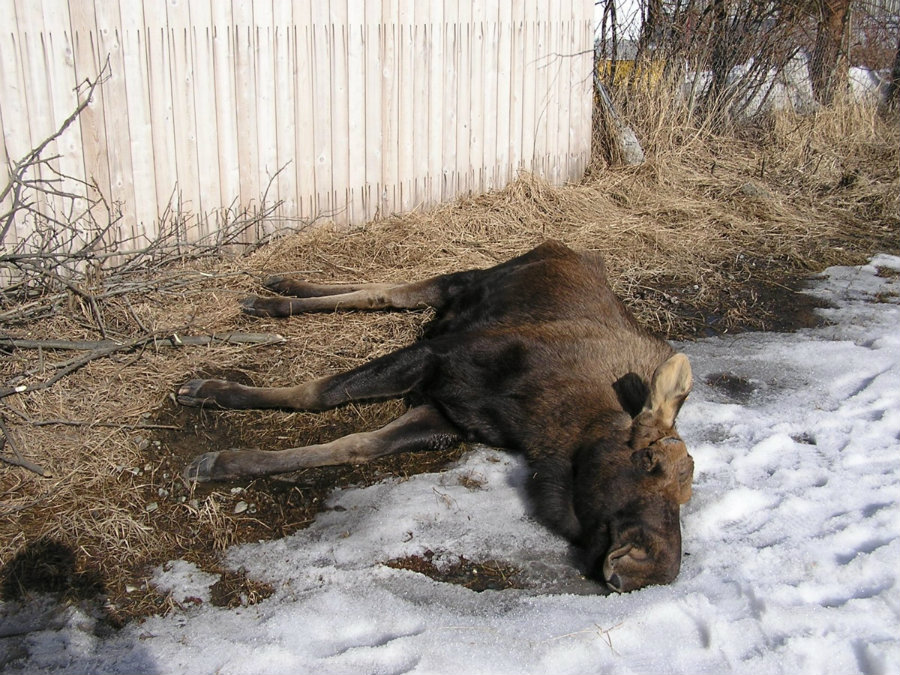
[0,0,594,251]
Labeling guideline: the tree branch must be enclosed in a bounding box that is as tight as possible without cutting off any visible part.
[0,414,50,477]
[0,332,286,351]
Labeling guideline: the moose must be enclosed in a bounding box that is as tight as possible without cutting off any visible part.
[177,240,695,593]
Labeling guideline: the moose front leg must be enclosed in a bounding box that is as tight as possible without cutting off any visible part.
[240,277,447,317]
[185,404,460,482]
[177,341,435,410]
[527,456,581,541]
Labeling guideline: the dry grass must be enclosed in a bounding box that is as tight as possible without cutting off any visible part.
[1,92,897,621]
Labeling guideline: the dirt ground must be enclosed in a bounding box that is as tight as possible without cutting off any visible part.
[1,101,897,627]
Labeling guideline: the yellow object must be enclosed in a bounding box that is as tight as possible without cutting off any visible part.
[597,59,665,88]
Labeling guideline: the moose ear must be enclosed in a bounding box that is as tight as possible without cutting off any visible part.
[644,354,693,429]
[631,447,662,474]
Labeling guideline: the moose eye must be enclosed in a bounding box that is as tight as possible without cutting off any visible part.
[629,547,649,561]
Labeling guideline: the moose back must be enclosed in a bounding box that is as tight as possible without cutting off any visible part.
[178,240,695,593]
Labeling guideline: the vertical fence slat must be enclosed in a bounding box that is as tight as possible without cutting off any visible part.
[118,0,156,245]
[485,6,501,191]
[396,0,413,212]
[0,38,10,240]
[520,0,537,177]
[581,1,593,177]
[68,1,114,234]
[167,0,203,241]
[440,0,458,203]
[496,1,511,188]
[41,0,87,226]
[565,2,577,182]
[569,0,588,182]
[232,0,259,221]
[330,0,350,226]
[380,0,399,217]
[0,0,30,245]
[531,0,550,177]
[272,2,297,222]
[292,0,315,221]
[546,5,559,185]
[141,3,177,227]
[555,4,570,185]
[1,1,594,252]
[469,4,484,196]
[187,0,221,237]
[313,4,334,220]
[347,0,366,224]
[363,0,382,221]
[209,2,240,227]
[426,0,443,210]
[0,127,9,249]
[15,0,57,228]
[254,1,279,232]
[455,2,471,197]
[15,0,54,226]
[411,1,429,210]
[362,0,380,221]
[508,0,524,181]
[93,0,139,246]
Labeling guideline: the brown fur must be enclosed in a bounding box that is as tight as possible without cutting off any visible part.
[178,241,694,592]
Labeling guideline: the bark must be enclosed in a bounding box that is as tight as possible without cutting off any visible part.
[888,33,900,107]
[809,0,852,105]
[708,0,732,105]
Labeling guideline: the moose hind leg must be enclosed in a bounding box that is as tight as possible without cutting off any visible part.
[178,341,436,410]
[241,277,448,317]
[262,278,385,298]
[185,405,460,482]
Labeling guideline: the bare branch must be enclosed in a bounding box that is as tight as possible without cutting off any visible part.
[0,414,50,477]
[0,332,286,351]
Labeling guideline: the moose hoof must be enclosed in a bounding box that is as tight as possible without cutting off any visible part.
[177,379,226,407]
[262,275,290,292]
[184,452,222,482]
[240,296,287,317]
[240,296,265,316]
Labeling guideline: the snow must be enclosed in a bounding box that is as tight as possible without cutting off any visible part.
[3,256,899,674]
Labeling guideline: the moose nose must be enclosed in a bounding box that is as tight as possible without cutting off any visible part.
[602,545,632,593]
[606,573,624,593]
